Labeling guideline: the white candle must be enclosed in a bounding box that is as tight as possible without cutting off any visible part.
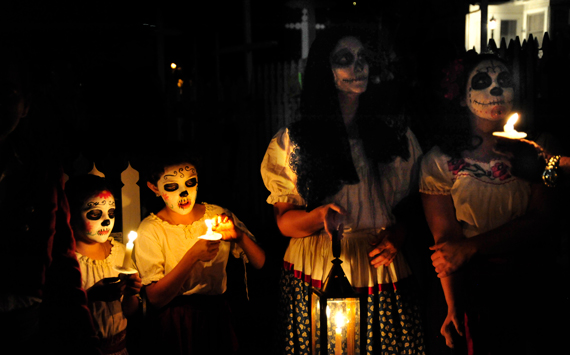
[198,219,222,240]
[335,326,342,355]
[493,113,527,139]
[334,311,346,355]
[122,231,137,268]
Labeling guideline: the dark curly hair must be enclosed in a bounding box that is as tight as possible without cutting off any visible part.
[436,51,513,157]
[289,24,411,211]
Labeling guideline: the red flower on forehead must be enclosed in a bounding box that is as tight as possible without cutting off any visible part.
[98,190,113,199]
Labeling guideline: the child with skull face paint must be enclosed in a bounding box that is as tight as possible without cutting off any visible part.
[133,152,265,355]
[420,51,557,353]
[66,174,142,355]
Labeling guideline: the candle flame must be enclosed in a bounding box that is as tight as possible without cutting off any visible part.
[127,231,138,244]
[335,311,346,328]
[198,218,222,240]
[504,113,519,133]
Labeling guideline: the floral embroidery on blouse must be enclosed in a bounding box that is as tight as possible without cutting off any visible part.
[447,158,512,181]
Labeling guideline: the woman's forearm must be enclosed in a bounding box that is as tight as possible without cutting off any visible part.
[273,202,326,238]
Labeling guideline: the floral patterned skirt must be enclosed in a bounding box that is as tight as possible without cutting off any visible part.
[276,268,426,355]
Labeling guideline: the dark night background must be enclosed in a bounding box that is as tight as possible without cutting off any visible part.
[2,1,569,354]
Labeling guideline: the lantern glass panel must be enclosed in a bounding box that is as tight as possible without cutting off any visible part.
[312,293,361,355]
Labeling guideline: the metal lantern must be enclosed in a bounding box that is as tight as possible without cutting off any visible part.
[311,228,365,355]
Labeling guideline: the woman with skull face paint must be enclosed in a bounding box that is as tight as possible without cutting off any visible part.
[261,25,426,354]
[420,51,557,353]
[133,152,265,355]
[66,174,142,355]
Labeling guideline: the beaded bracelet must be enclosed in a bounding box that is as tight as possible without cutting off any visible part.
[542,155,561,187]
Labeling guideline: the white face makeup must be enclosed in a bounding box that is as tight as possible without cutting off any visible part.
[157,163,198,215]
[80,191,115,243]
[330,36,370,95]
[465,59,514,121]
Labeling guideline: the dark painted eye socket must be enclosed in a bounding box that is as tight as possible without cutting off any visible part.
[185,178,197,188]
[497,71,513,88]
[86,210,103,221]
[331,49,369,68]
[164,183,178,192]
[471,73,492,90]
[108,208,115,219]
[331,51,356,67]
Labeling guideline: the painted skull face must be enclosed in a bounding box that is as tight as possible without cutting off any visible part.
[330,36,369,95]
[80,190,115,243]
[158,164,198,215]
[466,59,514,121]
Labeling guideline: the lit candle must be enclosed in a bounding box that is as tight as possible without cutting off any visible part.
[335,326,342,355]
[122,231,137,269]
[198,219,222,240]
[493,113,527,139]
[335,311,346,355]
[347,302,355,355]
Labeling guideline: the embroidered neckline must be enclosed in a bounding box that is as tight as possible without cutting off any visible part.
[447,157,513,182]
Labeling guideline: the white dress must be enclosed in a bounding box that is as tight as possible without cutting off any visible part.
[419,145,531,238]
[261,127,423,291]
[133,203,251,296]
[76,238,128,341]
[262,127,427,355]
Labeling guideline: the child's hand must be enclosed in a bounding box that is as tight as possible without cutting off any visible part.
[191,239,220,262]
[211,213,244,242]
[88,277,125,302]
[120,272,142,296]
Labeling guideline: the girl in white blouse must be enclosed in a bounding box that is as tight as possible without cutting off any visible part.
[420,52,557,353]
[133,152,265,355]
[66,174,142,355]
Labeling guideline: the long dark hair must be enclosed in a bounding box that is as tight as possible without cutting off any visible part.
[289,25,410,211]
[436,51,512,157]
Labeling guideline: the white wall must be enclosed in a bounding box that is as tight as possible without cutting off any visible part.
[465,0,549,52]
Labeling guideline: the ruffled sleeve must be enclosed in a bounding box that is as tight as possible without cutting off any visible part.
[133,216,166,286]
[260,127,305,206]
[419,146,453,195]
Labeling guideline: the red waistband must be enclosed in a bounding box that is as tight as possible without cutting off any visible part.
[283,260,403,295]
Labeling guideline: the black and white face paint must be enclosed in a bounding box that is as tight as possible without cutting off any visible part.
[81,190,115,243]
[466,59,514,121]
[330,36,370,95]
[157,164,198,215]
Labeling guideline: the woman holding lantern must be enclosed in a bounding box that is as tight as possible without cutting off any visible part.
[261,25,426,354]
[65,174,142,355]
[420,51,558,353]
[133,152,265,355]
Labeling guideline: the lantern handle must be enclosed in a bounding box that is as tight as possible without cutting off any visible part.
[331,224,342,258]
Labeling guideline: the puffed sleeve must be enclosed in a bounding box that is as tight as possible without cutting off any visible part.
[260,127,305,206]
[419,146,454,195]
[133,218,166,286]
